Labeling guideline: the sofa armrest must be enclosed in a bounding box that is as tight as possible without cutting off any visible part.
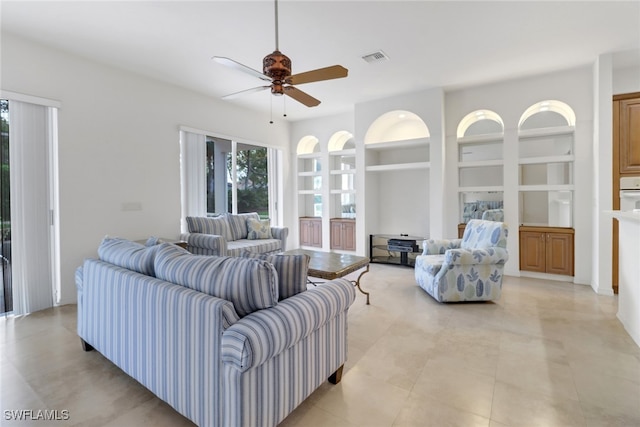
[221,278,355,372]
[422,238,462,255]
[181,232,227,256]
[444,247,509,265]
[270,227,289,252]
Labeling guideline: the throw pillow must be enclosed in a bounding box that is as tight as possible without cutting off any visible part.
[97,236,159,277]
[241,250,310,300]
[228,212,260,240]
[154,243,279,317]
[246,218,272,240]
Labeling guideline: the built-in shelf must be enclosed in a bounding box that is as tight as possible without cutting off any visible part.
[518,184,574,192]
[457,132,504,144]
[330,189,356,195]
[458,186,504,193]
[329,148,356,156]
[298,189,322,195]
[518,154,574,165]
[365,137,429,151]
[457,159,504,168]
[518,125,575,139]
[366,161,430,172]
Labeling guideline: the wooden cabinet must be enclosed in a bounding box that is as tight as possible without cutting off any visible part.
[615,97,640,175]
[299,217,322,248]
[519,226,574,276]
[330,218,356,251]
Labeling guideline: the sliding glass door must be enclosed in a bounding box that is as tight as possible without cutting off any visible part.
[206,137,272,219]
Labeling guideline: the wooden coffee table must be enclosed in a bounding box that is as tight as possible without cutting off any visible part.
[284,249,370,304]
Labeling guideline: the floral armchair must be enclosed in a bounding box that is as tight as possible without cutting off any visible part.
[415,219,509,302]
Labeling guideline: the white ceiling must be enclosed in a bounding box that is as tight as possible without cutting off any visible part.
[2,1,639,121]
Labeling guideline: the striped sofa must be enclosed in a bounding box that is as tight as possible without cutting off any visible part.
[77,238,355,427]
[181,213,288,257]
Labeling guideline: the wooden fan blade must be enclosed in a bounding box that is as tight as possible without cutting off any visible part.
[212,56,271,82]
[288,65,348,85]
[284,86,321,107]
[222,86,270,100]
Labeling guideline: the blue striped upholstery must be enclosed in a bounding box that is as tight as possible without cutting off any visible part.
[226,239,282,257]
[77,255,355,427]
[154,243,279,317]
[183,215,289,257]
[77,259,239,426]
[186,215,234,241]
[181,233,227,256]
[227,212,260,241]
[240,251,309,300]
[222,278,353,370]
[222,279,355,426]
[97,236,159,276]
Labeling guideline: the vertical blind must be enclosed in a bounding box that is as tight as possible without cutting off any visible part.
[9,100,57,315]
[180,130,206,233]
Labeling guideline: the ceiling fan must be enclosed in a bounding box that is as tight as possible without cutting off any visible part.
[212,0,348,108]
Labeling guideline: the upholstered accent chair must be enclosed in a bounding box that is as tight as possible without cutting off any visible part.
[415,219,509,302]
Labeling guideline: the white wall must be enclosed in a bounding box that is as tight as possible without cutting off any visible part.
[1,33,291,305]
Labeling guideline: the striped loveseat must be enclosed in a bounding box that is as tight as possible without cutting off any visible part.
[181,213,288,257]
[77,238,355,427]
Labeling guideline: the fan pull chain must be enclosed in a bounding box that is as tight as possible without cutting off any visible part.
[283,94,287,118]
[269,94,274,124]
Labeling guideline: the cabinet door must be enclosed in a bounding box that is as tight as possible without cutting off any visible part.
[546,232,574,276]
[330,221,343,249]
[342,221,356,251]
[310,219,322,248]
[619,98,640,174]
[519,231,546,273]
[299,219,311,246]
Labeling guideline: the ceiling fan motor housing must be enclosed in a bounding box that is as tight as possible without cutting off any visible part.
[264,50,291,95]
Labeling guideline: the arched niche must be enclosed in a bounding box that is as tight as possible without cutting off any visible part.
[364,110,429,144]
[519,100,576,130]
[296,135,320,155]
[327,131,355,151]
[457,110,504,138]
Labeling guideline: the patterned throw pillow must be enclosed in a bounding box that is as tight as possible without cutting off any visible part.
[246,218,273,240]
[241,251,310,300]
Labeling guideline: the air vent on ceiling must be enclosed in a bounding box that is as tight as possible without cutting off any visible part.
[362,50,389,64]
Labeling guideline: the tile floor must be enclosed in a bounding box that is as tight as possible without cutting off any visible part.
[1,263,640,426]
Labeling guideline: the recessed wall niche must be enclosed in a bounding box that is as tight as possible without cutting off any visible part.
[456,110,505,225]
[517,100,575,227]
[328,131,356,219]
[364,109,430,237]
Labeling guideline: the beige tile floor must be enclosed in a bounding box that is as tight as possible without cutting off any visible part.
[1,263,640,426]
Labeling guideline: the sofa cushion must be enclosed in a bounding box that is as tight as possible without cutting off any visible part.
[246,218,272,240]
[186,215,234,241]
[154,243,279,317]
[97,236,159,276]
[241,251,310,300]
[227,212,260,241]
[226,239,282,257]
